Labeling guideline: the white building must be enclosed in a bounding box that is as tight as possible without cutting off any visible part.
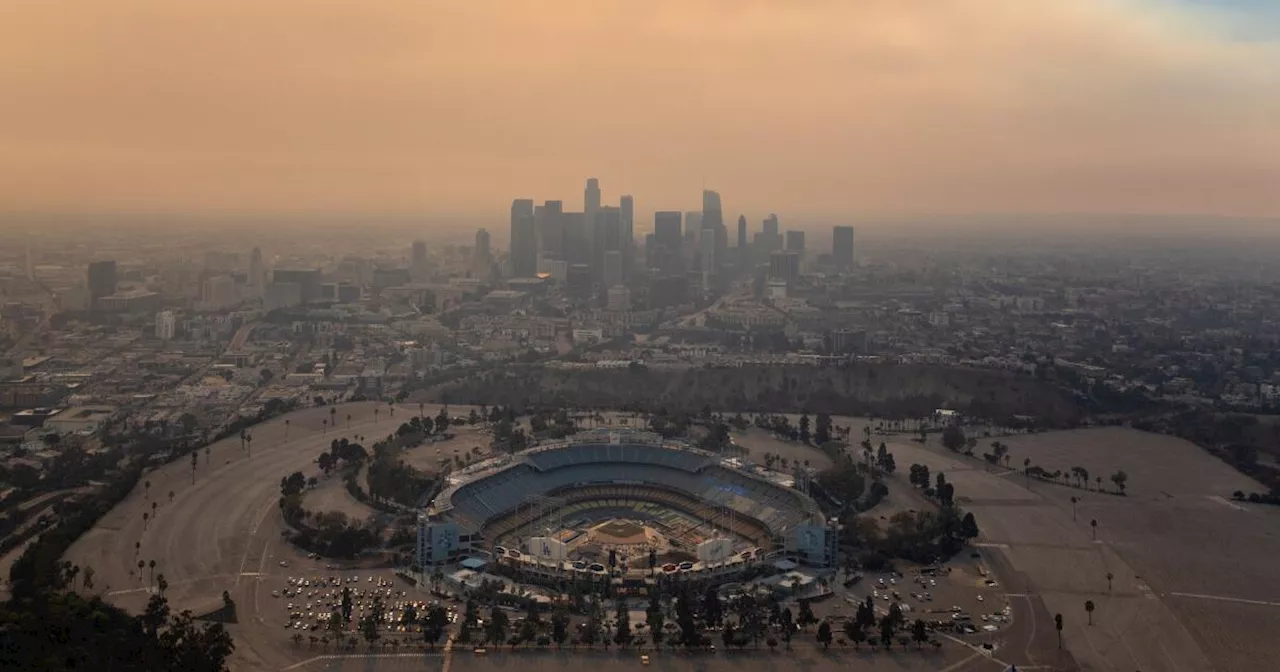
[155,310,177,340]
[607,286,631,312]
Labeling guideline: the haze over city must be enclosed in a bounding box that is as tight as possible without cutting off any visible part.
[6,4,1280,672]
[1,0,1278,225]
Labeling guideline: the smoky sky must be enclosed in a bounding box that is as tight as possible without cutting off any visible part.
[1,0,1277,219]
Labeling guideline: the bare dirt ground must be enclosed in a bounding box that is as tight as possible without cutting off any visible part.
[730,427,834,470]
[906,426,1280,672]
[303,474,377,522]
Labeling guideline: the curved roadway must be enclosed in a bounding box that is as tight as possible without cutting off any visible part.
[66,401,457,671]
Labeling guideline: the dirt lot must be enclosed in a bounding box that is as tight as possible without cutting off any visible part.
[730,427,834,470]
[917,426,1280,672]
[303,473,378,522]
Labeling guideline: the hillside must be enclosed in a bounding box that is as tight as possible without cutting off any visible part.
[420,363,1082,425]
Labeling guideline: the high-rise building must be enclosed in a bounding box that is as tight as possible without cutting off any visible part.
[702,190,726,272]
[592,206,622,282]
[566,263,592,301]
[654,211,682,250]
[584,178,601,253]
[155,310,177,340]
[249,247,265,291]
[201,275,239,309]
[474,228,492,268]
[785,230,806,256]
[603,250,623,288]
[769,251,800,284]
[562,212,588,265]
[271,268,322,303]
[653,211,683,274]
[510,198,537,277]
[737,215,748,268]
[620,195,634,281]
[832,226,854,267]
[87,260,118,300]
[536,200,565,260]
[763,213,779,238]
[410,240,429,280]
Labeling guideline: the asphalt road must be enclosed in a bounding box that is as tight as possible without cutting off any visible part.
[66,401,438,671]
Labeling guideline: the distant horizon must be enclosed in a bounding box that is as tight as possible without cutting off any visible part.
[4,209,1279,243]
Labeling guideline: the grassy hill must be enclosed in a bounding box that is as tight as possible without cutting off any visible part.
[420,363,1082,425]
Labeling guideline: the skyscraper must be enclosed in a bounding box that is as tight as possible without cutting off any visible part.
[474,228,492,268]
[536,200,565,260]
[620,195,634,282]
[249,247,265,291]
[702,190,726,273]
[654,211,682,249]
[737,215,748,268]
[603,250,623,288]
[584,178,601,254]
[785,230,806,256]
[763,213,779,238]
[410,240,428,281]
[832,226,854,267]
[510,198,537,277]
[592,206,622,282]
[87,260,118,300]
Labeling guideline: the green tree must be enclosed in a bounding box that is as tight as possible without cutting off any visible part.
[816,621,832,649]
[423,605,448,649]
[942,425,966,452]
[1054,613,1063,648]
[844,619,865,650]
[485,606,509,646]
[911,619,928,648]
[551,611,570,649]
[1110,470,1128,494]
[799,414,811,444]
[646,604,665,649]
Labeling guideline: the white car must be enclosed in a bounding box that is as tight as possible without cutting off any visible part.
[279,561,289,568]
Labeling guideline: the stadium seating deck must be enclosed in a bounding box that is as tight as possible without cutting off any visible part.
[439,436,823,546]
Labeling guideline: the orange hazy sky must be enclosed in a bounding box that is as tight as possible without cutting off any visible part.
[1,0,1277,219]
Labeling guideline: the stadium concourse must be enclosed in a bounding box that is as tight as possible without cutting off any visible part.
[416,429,837,581]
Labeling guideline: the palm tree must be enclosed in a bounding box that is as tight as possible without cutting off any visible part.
[148,559,156,586]
[143,512,149,531]
[1106,572,1114,592]
[374,408,380,423]
[322,418,328,433]
[168,490,174,504]
[151,501,157,518]
[190,451,198,484]
[285,419,291,438]
[144,480,151,499]
[137,560,145,582]
[157,573,168,597]
[1084,600,1095,625]
[330,407,337,428]
[347,414,352,427]
[1090,519,1098,541]
[1070,496,1078,521]
[83,566,95,592]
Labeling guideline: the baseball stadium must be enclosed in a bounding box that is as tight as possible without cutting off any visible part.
[417,429,834,582]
